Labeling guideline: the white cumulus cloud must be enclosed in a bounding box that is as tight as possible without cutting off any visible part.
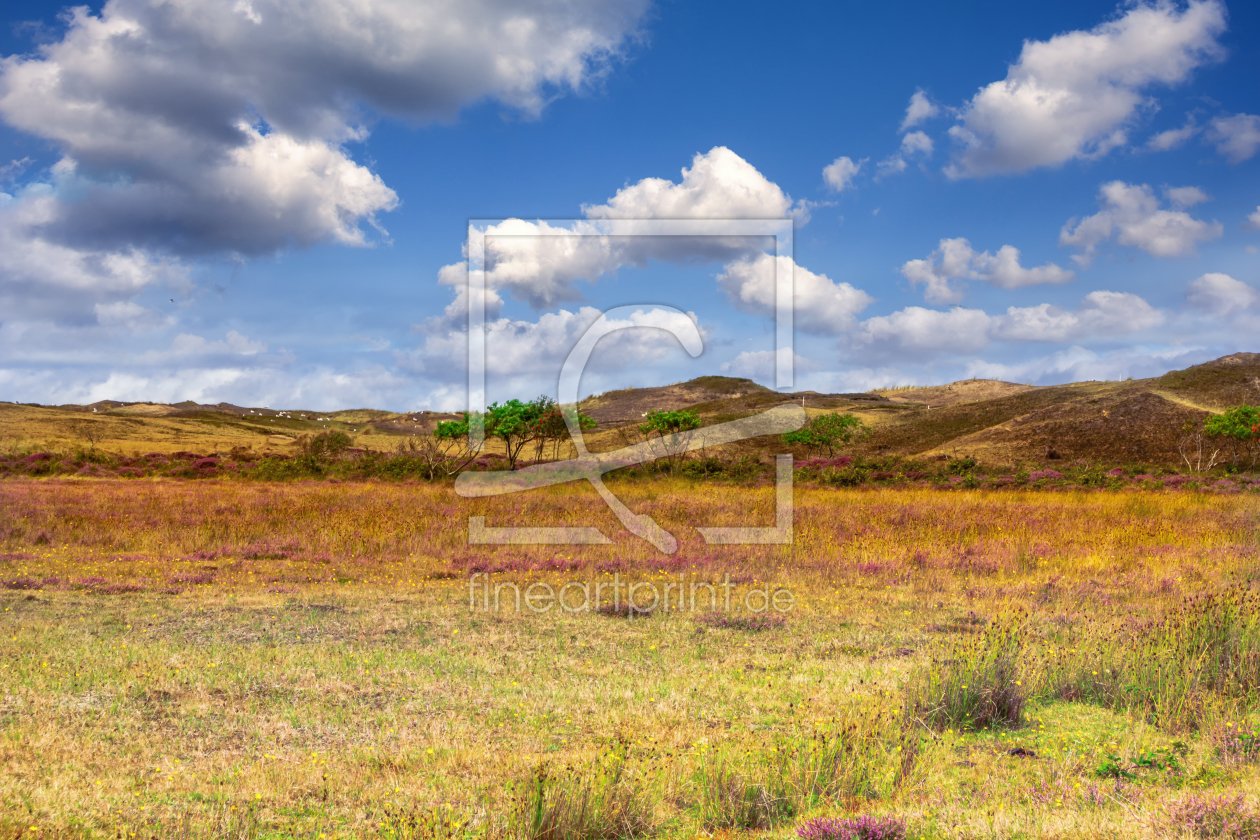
[993,291,1164,342]
[944,0,1226,178]
[1186,273,1260,316]
[717,254,874,335]
[1145,115,1200,151]
[878,131,934,179]
[851,306,995,357]
[1060,181,1223,266]
[435,148,847,316]
[720,348,818,384]
[848,290,1163,360]
[901,237,1074,304]
[1207,113,1260,163]
[414,306,700,379]
[822,156,864,192]
[584,146,798,222]
[0,0,647,257]
[900,89,940,132]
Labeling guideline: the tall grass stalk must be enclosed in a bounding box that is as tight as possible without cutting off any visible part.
[905,610,1027,732]
[1041,584,1260,731]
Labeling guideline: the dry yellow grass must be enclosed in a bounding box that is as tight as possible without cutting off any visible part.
[1,479,1259,838]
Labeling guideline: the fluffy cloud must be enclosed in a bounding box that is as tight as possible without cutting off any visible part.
[0,0,647,256]
[900,131,934,156]
[993,291,1164,341]
[0,0,649,331]
[1186,273,1260,316]
[584,146,797,222]
[851,306,994,356]
[964,344,1210,385]
[138,331,268,362]
[0,187,188,327]
[944,1,1226,178]
[413,306,700,378]
[1208,114,1260,164]
[720,348,818,384]
[900,89,939,132]
[901,237,1074,304]
[435,148,826,313]
[1248,207,1260,231]
[822,156,863,192]
[849,291,1162,359]
[1145,116,1200,151]
[0,362,422,411]
[877,131,934,178]
[1166,186,1210,208]
[717,254,874,335]
[1060,181,1223,266]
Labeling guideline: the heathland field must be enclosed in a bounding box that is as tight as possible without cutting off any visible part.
[3,478,1260,839]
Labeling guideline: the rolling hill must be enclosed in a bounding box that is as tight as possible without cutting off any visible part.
[1,352,1257,467]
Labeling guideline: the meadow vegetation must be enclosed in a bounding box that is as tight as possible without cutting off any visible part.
[2,477,1260,839]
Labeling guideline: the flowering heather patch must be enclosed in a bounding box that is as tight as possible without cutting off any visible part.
[1214,722,1260,766]
[102,582,146,594]
[695,612,785,631]
[2,576,41,590]
[796,815,906,840]
[1163,795,1260,839]
[1028,469,1063,481]
[70,576,108,589]
[798,456,854,469]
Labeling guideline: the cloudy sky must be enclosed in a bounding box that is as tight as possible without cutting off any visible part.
[0,0,1257,410]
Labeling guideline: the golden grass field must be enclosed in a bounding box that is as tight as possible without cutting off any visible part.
[2,477,1260,839]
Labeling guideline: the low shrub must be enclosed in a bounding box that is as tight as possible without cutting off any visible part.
[821,466,870,487]
[1162,795,1260,840]
[797,815,907,840]
[905,610,1026,731]
[507,740,656,840]
[1041,584,1260,732]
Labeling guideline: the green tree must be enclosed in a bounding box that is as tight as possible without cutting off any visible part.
[639,409,701,472]
[1205,405,1260,471]
[434,396,595,470]
[782,412,869,458]
[532,403,597,462]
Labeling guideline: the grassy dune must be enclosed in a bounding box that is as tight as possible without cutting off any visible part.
[2,479,1260,838]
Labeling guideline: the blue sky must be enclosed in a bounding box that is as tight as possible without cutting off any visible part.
[0,0,1257,410]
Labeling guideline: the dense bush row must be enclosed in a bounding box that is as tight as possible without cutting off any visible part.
[2,443,1258,491]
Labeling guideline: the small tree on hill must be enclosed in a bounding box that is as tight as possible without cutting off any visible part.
[640,409,701,472]
[433,396,594,470]
[782,412,869,458]
[1205,405,1260,472]
[532,402,597,462]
